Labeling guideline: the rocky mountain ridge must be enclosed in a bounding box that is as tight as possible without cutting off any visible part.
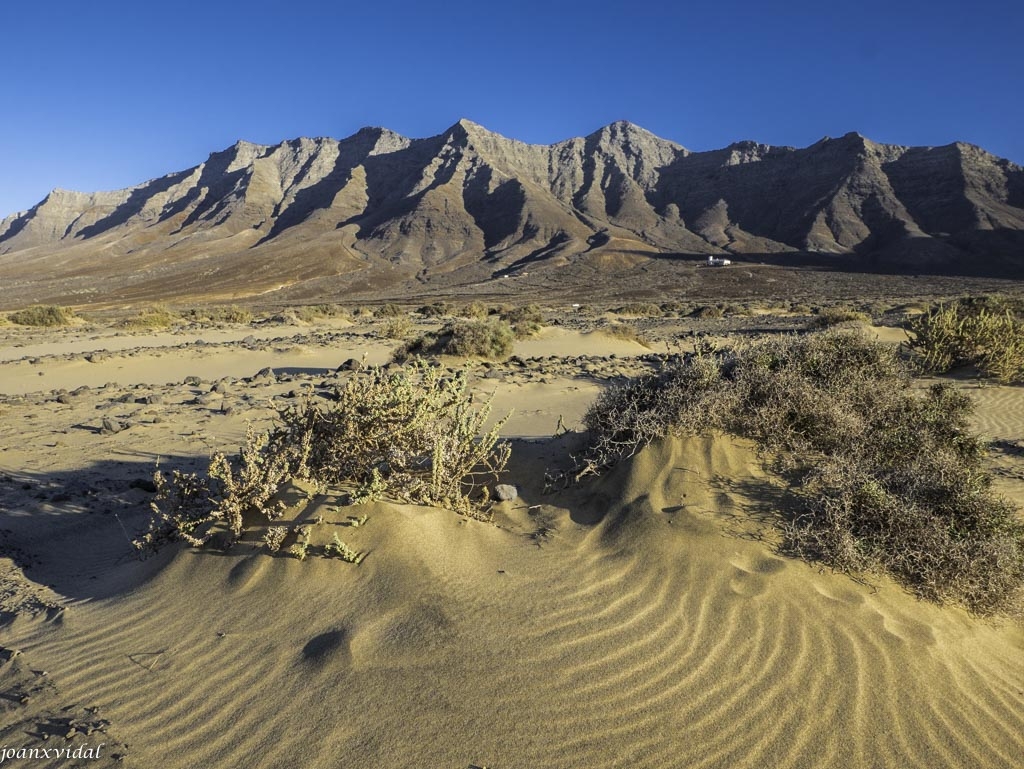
[1,119,1022,305]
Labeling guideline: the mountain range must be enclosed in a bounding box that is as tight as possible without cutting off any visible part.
[2,119,1022,306]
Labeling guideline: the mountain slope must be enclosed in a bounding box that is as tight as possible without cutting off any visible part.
[1,120,1022,305]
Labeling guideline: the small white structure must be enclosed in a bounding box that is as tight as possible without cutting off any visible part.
[706,256,732,267]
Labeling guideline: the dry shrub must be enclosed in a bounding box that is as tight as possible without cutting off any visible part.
[138,426,290,550]
[8,305,75,327]
[690,305,724,319]
[460,301,490,320]
[500,304,544,338]
[418,302,452,318]
[613,302,662,317]
[381,315,413,339]
[275,363,510,516]
[136,364,510,553]
[373,303,405,318]
[119,305,179,329]
[295,304,350,322]
[574,331,1024,615]
[184,305,253,324]
[397,319,514,361]
[599,324,650,347]
[905,297,1024,383]
[810,307,870,328]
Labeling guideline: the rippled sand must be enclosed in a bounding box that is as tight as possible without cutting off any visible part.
[1,323,1022,768]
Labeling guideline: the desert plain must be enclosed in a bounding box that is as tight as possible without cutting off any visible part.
[0,295,1023,769]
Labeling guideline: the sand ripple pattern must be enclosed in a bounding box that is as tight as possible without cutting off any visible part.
[7,510,1024,769]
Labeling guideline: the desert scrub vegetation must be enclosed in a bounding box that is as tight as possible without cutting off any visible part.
[904,297,1024,383]
[613,302,662,317]
[373,303,405,318]
[599,324,650,347]
[809,306,871,328]
[118,305,179,329]
[460,300,490,320]
[380,314,413,339]
[136,363,510,554]
[572,331,1024,615]
[417,302,452,318]
[395,319,515,361]
[294,303,351,322]
[689,304,724,319]
[499,304,544,338]
[182,305,253,324]
[7,304,76,327]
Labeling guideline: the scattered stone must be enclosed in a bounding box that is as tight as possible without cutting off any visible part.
[100,418,124,435]
[128,478,158,493]
[183,375,202,386]
[495,484,518,502]
[337,358,363,372]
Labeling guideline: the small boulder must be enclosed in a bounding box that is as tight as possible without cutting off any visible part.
[494,484,518,502]
[100,418,124,435]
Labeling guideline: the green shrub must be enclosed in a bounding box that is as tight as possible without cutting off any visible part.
[573,332,1024,615]
[8,305,75,327]
[905,298,1024,383]
[397,319,515,361]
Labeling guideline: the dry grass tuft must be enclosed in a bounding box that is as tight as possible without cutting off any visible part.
[119,305,179,330]
[8,305,76,327]
[599,324,650,347]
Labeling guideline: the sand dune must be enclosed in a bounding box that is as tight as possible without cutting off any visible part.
[1,320,1023,768]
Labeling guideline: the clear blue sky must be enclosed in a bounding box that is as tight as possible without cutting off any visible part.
[2,0,1021,218]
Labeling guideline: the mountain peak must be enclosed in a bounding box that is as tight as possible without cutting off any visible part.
[444,118,501,143]
[3,121,1022,302]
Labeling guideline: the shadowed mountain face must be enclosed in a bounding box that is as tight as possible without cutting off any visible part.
[1,120,1022,305]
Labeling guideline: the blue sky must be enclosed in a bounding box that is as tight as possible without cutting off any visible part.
[2,0,1021,217]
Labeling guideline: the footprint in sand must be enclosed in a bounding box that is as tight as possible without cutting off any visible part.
[225,555,271,593]
[301,628,352,666]
[728,568,767,597]
[812,582,866,606]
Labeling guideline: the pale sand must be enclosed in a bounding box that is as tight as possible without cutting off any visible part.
[0,323,1022,768]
